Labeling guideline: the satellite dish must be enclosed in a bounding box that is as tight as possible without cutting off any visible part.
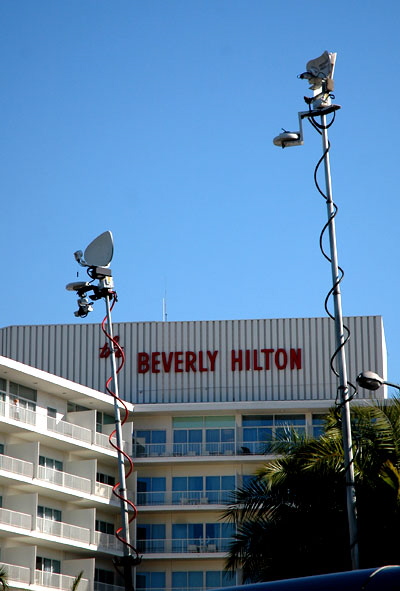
[84,231,114,267]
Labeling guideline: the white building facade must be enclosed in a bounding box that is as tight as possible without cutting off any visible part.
[0,355,133,591]
[0,316,388,591]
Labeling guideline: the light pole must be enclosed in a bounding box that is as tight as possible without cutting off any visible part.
[273,52,359,570]
[66,231,140,591]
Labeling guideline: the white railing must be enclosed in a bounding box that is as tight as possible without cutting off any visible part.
[36,517,91,544]
[37,466,91,494]
[137,538,231,554]
[133,442,237,458]
[0,562,30,584]
[136,490,232,506]
[47,416,92,444]
[0,507,32,530]
[95,531,122,552]
[95,432,127,453]
[0,453,34,478]
[35,570,89,591]
[94,584,124,591]
[95,481,114,499]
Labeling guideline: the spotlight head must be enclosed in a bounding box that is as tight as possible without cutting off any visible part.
[356,371,384,391]
[273,131,303,149]
[66,281,91,292]
[299,51,336,90]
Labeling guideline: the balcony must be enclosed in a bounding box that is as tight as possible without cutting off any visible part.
[0,400,127,453]
[133,442,238,458]
[136,490,232,506]
[0,562,30,586]
[37,465,92,494]
[36,517,91,544]
[0,507,32,530]
[0,452,34,478]
[35,570,89,591]
[137,538,231,554]
[95,531,122,552]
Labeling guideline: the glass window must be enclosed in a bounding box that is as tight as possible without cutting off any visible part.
[172,523,203,552]
[95,568,114,584]
[205,475,235,503]
[134,430,166,457]
[205,571,235,589]
[137,477,166,505]
[172,571,203,590]
[242,415,273,427]
[96,472,115,486]
[136,572,165,591]
[36,557,61,573]
[96,519,114,535]
[137,524,166,553]
[312,414,327,438]
[39,456,63,471]
[10,382,37,402]
[38,506,62,521]
[0,443,4,454]
[0,378,6,394]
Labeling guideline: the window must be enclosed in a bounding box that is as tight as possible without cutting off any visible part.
[95,568,114,585]
[275,414,306,439]
[205,522,235,552]
[67,402,89,413]
[38,506,62,521]
[133,430,166,457]
[242,414,306,453]
[312,414,327,438]
[39,456,63,471]
[171,475,235,504]
[137,524,165,553]
[0,443,4,454]
[173,416,235,456]
[205,475,235,504]
[137,477,166,505]
[10,382,37,402]
[172,571,202,591]
[172,523,203,552]
[36,557,61,573]
[242,415,273,453]
[136,572,166,591]
[172,571,235,590]
[96,472,115,486]
[96,411,114,433]
[95,519,114,535]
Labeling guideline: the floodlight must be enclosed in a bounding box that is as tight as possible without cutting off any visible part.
[298,50,336,90]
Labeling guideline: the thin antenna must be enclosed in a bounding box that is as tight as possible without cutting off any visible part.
[162,289,168,322]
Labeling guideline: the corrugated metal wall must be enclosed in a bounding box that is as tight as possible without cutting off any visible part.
[0,316,386,404]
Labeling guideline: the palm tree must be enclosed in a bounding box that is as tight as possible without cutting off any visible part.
[223,399,400,582]
[0,566,9,591]
[71,571,84,591]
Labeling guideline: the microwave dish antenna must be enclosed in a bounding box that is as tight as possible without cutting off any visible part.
[74,230,114,268]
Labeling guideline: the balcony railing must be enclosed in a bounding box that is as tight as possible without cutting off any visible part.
[36,517,91,544]
[0,400,128,453]
[0,507,32,530]
[136,490,233,506]
[35,570,89,591]
[47,416,91,444]
[0,453,34,478]
[95,531,122,552]
[136,538,232,554]
[37,465,92,494]
[1,562,31,585]
[133,442,238,458]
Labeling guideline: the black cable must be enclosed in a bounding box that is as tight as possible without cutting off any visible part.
[308,116,358,408]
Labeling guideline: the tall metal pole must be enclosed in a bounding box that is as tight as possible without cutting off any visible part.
[104,294,134,591]
[321,113,359,570]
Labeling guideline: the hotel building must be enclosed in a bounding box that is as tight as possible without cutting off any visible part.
[0,355,133,591]
[0,315,387,591]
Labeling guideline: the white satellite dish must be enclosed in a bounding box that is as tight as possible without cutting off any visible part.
[84,231,114,267]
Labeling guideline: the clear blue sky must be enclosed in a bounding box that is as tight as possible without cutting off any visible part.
[1,1,399,385]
